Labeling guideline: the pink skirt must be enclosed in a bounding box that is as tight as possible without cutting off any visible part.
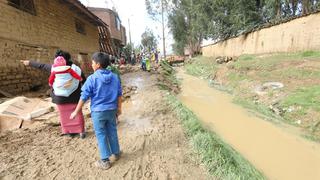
[57,104,85,134]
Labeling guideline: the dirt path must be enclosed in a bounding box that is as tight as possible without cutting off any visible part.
[0,71,209,180]
[178,70,320,180]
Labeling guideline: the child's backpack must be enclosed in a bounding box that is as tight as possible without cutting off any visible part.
[52,64,81,97]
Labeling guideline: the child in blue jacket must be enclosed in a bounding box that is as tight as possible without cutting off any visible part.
[70,52,122,170]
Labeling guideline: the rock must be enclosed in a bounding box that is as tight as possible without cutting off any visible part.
[254,85,268,96]
[215,56,236,64]
[254,82,284,96]
[215,56,225,64]
[269,104,284,116]
[263,82,284,89]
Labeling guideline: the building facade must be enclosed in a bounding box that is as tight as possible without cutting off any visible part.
[88,7,127,57]
[0,0,113,94]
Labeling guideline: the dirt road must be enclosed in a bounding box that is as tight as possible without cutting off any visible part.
[0,71,208,180]
[178,70,320,180]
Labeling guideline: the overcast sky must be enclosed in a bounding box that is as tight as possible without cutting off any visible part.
[80,0,173,54]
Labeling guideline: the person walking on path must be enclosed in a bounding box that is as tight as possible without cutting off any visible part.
[21,50,86,138]
[141,54,147,71]
[70,52,122,170]
[145,53,151,72]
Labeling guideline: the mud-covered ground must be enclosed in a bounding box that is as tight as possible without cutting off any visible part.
[0,71,208,180]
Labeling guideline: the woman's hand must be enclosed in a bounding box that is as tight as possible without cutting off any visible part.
[70,111,77,119]
[20,60,30,66]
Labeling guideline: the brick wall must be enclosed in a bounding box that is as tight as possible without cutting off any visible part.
[202,12,320,57]
[0,0,100,94]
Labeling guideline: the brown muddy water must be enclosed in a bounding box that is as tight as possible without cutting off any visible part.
[178,70,320,180]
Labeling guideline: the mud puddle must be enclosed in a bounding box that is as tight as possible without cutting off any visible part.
[178,70,320,180]
[121,73,152,133]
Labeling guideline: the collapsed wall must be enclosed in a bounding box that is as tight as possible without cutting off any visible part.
[202,12,320,57]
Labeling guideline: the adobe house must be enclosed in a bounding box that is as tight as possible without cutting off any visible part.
[88,7,127,57]
[0,0,114,95]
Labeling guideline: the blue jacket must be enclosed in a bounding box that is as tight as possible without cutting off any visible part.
[80,69,122,112]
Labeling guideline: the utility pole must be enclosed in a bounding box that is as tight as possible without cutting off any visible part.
[128,18,132,46]
[161,0,166,60]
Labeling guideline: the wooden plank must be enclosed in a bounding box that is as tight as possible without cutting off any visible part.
[0,116,23,132]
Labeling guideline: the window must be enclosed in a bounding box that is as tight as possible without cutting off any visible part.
[115,17,121,31]
[75,19,86,35]
[8,0,36,15]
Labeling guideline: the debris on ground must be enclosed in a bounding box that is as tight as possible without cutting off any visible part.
[157,60,180,94]
[119,64,141,74]
[254,82,284,96]
[263,82,284,90]
[0,97,54,132]
[269,104,284,116]
[167,55,185,65]
[122,85,138,101]
[215,56,237,64]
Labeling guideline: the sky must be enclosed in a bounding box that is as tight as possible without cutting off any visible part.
[80,0,173,54]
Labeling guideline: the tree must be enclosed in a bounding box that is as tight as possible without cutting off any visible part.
[168,0,207,56]
[145,0,171,59]
[150,0,320,56]
[122,43,133,60]
[141,28,158,52]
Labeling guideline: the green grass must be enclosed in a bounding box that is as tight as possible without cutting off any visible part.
[273,68,320,79]
[166,94,266,180]
[237,54,255,61]
[226,72,249,88]
[185,56,217,79]
[158,60,181,93]
[301,51,320,58]
[281,85,320,116]
[234,51,320,72]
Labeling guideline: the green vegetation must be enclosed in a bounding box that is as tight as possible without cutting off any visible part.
[157,60,180,93]
[301,51,320,58]
[147,0,320,55]
[185,56,217,79]
[141,28,158,52]
[167,94,265,180]
[281,86,320,115]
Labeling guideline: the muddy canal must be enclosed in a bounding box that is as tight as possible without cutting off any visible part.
[178,70,320,180]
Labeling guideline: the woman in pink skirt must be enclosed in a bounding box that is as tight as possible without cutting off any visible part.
[21,50,86,138]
